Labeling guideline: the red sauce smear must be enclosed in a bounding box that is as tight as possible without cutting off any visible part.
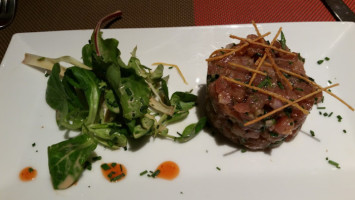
[19,167,37,181]
[101,162,127,182]
[156,161,179,180]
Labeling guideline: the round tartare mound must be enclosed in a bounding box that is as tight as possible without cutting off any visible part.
[206,34,323,150]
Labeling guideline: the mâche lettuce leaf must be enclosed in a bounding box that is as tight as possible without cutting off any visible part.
[48,134,97,189]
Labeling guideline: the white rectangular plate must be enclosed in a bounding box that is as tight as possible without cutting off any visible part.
[1,22,355,200]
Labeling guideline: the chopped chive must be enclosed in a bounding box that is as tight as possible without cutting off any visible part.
[101,163,111,171]
[92,156,102,161]
[258,76,272,88]
[317,107,326,109]
[270,132,279,137]
[140,170,148,176]
[337,115,343,122]
[32,143,36,147]
[107,171,116,178]
[119,164,123,172]
[168,66,173,69]
[37,57,45,61]
[298,53,305,62]
[151,170,160,178]
[319,111,322,115]
[343,129,347,133]
[28,167,34,173]
[328,160,341,169]
[84,161,92,170]
[241,149,247,153]
[325,57,330,61]
[310,130,315,137]
[110,173,125,182]
[323,112,328,117]
[111,163,117,168]
[125,88,132,96]
[328,80,332,84]
[328,112,333,117]
[317,60,324,64]
[216,167,221,171]
[283,107,293,118]
[277,81,284,89]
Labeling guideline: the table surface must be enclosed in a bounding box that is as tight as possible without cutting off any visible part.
[1,0,355,63]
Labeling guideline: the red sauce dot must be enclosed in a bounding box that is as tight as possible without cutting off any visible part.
[19,167,37,181]
[101,162,127,182]
[156,161,179,180]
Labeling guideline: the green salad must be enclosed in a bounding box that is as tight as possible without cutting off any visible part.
[23,10,206,190]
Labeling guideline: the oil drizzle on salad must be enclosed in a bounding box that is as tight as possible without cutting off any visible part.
[101,162,127,182]
[19,167,37,181]
[156,161,179,180]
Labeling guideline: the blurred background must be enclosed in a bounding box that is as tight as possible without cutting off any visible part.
[1,0,355,62]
